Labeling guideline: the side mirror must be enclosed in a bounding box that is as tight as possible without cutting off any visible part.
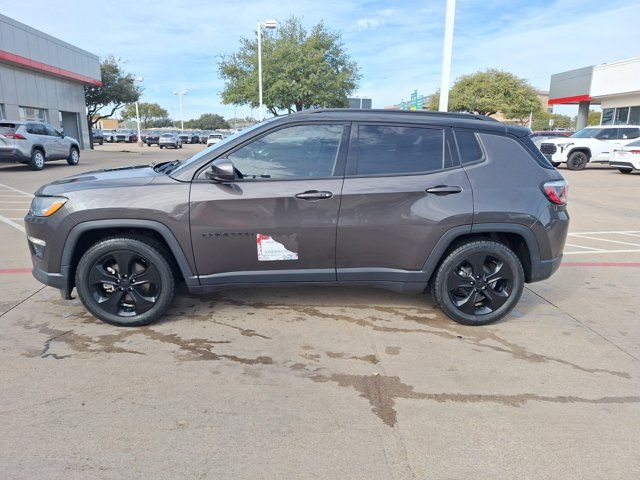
[206,157,235,182]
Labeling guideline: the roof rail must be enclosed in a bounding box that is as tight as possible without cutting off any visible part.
[301,108,500,122]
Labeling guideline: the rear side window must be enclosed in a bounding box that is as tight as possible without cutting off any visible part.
[28,123,47,135]
[454,130,484,164]
[0,123,17,135]
[349,125,449,175]
[620,128,639,140]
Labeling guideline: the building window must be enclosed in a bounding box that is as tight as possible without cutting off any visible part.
[601,108,614,125]
[615,107,629,125]
[19,106,48,123]
[0,104,6,120]
[628,106,640,126]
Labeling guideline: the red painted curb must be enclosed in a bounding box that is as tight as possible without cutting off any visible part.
[0,268,32,274]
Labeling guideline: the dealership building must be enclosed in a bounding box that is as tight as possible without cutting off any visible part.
[0,14,101,148]
[549,56,640,131]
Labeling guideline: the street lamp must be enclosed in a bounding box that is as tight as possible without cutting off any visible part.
[134,76,144,146]
[173,89,188,131]
[257,19,277,121]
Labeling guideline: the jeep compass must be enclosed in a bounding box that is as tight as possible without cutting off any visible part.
[25,109,569,327]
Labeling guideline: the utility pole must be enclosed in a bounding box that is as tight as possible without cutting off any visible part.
[438,0,456,112]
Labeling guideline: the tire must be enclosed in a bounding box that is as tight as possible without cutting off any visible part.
[99,140,104,146]
[75,236,175,327]
[29,149,45,170]
[551,161,561,168]
[146,142,151,147]
[430,240,525,326]
[566,151,589,170]
[67,147,80,165]
[617,168,633,174]
[178,143,182,149]
[159,145,164,149]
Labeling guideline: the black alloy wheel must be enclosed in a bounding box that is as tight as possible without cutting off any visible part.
[76,237,175,326]
[431,241,524,326]
[567,151,588,170]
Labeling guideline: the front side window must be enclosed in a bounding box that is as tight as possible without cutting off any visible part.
[349,125,447,175]
[596,128,618,140]
[45,124,61,137]
[228,124,343,179]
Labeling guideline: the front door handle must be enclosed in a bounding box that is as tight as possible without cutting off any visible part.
[425,185,463,195]
[295,190,333,200]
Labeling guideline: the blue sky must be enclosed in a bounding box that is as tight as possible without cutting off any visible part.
[9,0,640,120]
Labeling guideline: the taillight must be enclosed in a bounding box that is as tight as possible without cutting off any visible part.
[3,133,26,140]
[542,180,568,205]
[630,150,640,154]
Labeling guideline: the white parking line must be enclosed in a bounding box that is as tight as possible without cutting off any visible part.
[564,230,640,255]
[569,234,640,248]
[0,183,34,197]
[0,215,25,233]
[564,249,640,255]
[564,243,605,252]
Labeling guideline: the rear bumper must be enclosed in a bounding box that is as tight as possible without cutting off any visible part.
[529,255,563,283]
[609,160,638,170]
[0,148,30,162]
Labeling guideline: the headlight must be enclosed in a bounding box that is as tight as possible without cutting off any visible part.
[559,143,574,152]
[29,196,68,217]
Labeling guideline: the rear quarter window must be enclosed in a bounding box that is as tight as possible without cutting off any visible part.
[454,130,484,165]
[479,132,555,170]
[0,123,17,134]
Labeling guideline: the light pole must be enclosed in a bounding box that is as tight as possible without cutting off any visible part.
[438,0,456,112]
[173,90,188,130]
[134,76,144,146]
[257,19,277,121]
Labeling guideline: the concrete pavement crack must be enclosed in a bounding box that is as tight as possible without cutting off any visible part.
[525,286,640,363]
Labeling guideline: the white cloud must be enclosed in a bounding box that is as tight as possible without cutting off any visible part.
[356,18,386,31]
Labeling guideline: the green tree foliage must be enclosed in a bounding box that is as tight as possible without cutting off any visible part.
[218,16,360,115]
[587,110,602,126]
[146,118,174,128]
[85,56,141,130]
[120,102,169,128]
[531,111,572,131]
[184,113,230,130]
[426,69,541,122]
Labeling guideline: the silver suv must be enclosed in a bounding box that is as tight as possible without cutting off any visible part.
[0,121,80,170]
[158,132,182,149]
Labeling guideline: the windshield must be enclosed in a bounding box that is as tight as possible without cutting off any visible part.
[571,128,602,138]
[170,119,275,175]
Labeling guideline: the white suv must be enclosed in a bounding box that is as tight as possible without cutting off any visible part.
[539,125,640,170]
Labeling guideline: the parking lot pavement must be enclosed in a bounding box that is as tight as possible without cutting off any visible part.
[1,152,639,479]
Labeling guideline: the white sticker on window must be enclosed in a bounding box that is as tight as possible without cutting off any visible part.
[257,234,298,261]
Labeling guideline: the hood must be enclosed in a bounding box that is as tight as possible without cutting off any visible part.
[35,164,160,196]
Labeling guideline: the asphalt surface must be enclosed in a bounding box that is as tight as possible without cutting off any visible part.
[1,143,639,479]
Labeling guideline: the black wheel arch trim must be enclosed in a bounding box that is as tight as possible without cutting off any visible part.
[60,219,198,289]
[567,147,591,160]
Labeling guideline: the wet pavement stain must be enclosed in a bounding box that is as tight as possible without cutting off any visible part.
[326,351,380,364]
[218,297,631,379]
[305,371,640,427]
[385,346,401,355]
[213,320,271,339]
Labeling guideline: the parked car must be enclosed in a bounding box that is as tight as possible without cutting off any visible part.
[609,138,640,173]
[102,129,117,143]
[159,132,182,149]
[539,125,640,170]
[115,129,137,143]
[0,121,80,170]
[140,130,151,143]
[530,130,572,148]
[206,133,224,146]
[91,129,105,146]
[145,131,162,146]
[178,131,199,144]
[25,109,568,327]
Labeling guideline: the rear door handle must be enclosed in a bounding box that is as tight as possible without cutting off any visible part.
[425,185,463,195]
[295,190,333,200]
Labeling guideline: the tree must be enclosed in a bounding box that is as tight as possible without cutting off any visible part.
[85,56,141,147]
[587,110,602,126]
[218,16,360,115]
[147,118,174,128]
[426,69,541,121]
[120,102,169,128]
[184,113,230,130]
[531,111,572,131]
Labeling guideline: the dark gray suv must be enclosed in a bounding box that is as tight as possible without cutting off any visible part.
[25,109,569,327]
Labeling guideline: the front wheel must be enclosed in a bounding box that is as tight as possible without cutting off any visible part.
[617,168,633,174]
[431,241,524,326]
[67,147,79,165]
[567,151,589,170]
[75,237,175,326]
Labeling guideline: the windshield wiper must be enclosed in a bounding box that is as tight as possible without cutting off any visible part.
[153,160,182,174]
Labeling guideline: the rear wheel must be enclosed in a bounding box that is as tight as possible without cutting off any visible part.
[75,237,175,327]
[617,167,633,174]
[431,241,524,326]
[29,149,45,170]
[67,147,80,165]
[567,151,589,170]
